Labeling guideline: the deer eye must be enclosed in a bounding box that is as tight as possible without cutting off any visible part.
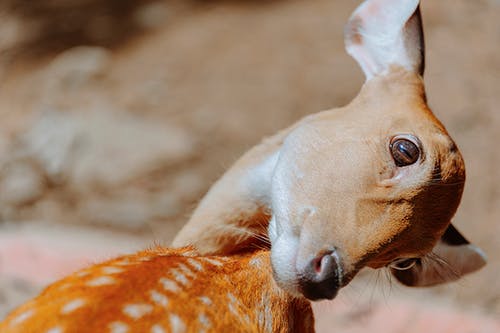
[390,136,420,167]
[389,258,419,271]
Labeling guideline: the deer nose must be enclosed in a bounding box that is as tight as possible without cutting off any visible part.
[298,250,341,301]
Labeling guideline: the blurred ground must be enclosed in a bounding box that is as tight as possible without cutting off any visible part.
[0,0,498,331]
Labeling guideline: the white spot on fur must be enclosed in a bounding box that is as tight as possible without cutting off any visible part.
[138,256,151,262]
[123,303,153,319]
[151,324,165,333]
[57,283,72,291]
[257,310,264,329]
[260,293,273,332]
[202,258,223,267]
[186,258,203,271]
[227,292,237,303]
[75,270,90,277]
[87,276,116,287]
[109,321,129,333]
[101,266,124,274]
[198,313,210,327]
[198,296,212,305]
[227,303,237,316]
[227,292,240,316]
[169,314,186,333]
[171,268,189,286]
[46,327,63,333]
[160,278,180,293]
[114,259,133,266]
[61,298,86,314]
[249,257,262,267]
[177,263,196,278]
[10,309,35,326]
[150,290,169,307]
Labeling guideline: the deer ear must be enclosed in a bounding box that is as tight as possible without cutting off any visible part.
[391,224,487,287]
[344,0,425,80]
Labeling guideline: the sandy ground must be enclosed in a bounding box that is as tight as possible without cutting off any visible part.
[0,0,499,330]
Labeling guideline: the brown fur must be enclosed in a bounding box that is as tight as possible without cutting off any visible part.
[0,248,313,333]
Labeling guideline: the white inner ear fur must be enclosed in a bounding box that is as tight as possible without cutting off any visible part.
[345,0,421,79]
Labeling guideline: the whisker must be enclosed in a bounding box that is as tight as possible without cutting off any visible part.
[425,252,461,282]
[212,224,271,247]
[383,268,395,295]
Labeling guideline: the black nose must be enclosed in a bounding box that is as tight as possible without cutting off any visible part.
[298,250,341,301]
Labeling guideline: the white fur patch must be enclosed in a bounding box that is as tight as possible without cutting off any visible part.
[75,270,90,277]
[202,258,223,267]
[169,314,186,333]
[186,258,203,271]
[269,229,301,296]
[61,298,86,314]
[249,256,263,268]
[10,309,35,326]
[109,321,129,333]
[151,324,166,333]
[101,266,124,274]
[46,327,63,333]
[160,278,180,293]
[198,313,210,327]
[123,303,153,320]
[170,268,189,286]
[199,296,212,306]
[150,290,169,307]
[177,263,196,278]
[86,276,116,287]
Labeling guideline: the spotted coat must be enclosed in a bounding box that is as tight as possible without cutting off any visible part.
[0,247,314,333]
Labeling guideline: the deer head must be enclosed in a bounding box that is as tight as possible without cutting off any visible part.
[173,0,486,301]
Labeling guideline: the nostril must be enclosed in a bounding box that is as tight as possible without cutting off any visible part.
[312,251,335,279]
[299,250,342,301]
[313,256,323,274]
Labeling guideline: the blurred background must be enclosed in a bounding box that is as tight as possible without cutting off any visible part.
[0,0,498,331]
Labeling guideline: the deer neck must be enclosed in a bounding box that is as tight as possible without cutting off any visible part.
[173,128,289,254]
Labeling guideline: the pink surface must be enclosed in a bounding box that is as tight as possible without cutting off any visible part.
[313,298,500,333]
[0,237,103,284]
[0,226,145,284]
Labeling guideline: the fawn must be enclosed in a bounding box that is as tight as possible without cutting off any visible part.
[0,0,486,332]
[173,0,486,300]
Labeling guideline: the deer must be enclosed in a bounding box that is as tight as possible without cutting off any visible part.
[0,0,487,332]
[173,0,487,300]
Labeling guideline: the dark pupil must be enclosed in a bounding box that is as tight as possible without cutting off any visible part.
[391,139,419,167]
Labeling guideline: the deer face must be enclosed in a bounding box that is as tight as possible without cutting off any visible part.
[268,0,485,301]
